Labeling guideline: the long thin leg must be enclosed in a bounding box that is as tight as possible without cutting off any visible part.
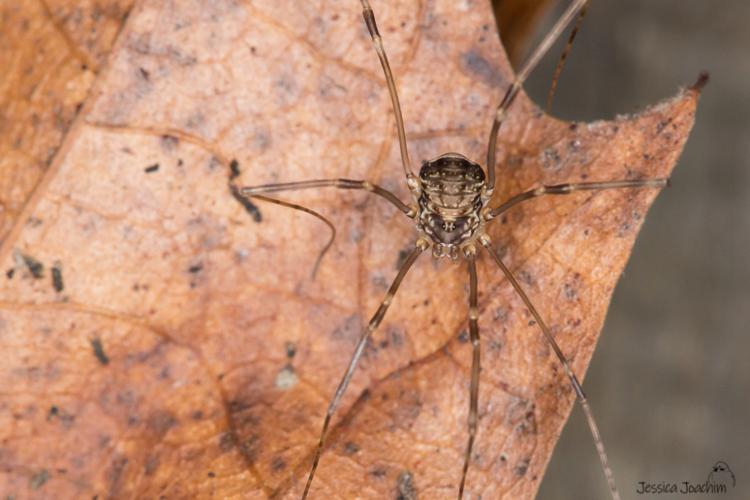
[546,2,589,112]
[241,178,414,217]
[301,239,428,499]
[485,178,668,221]
[458,250,480,500]
[359,0,418,189]
[486,0,589,198]
[479,236,620,500]
[231,187,335,279]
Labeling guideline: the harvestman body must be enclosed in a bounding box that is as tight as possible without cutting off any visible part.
[236,0,667,498]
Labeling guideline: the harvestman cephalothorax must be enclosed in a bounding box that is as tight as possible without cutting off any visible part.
[234,0,669,498]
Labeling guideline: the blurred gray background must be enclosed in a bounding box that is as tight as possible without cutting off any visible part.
[499,1,750,499]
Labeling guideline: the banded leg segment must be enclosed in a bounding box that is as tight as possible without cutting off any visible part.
[241,178,414,217]
[458,252,481,500]
[486,0,590,198]
[546,2,589,111]
[480,237,621,500]
[301,241,427,499]
[360,0,417,187]
[486,178,668,221]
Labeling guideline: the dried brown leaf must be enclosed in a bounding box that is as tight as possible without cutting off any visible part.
[0,0,134,242]
[0,0,701,498]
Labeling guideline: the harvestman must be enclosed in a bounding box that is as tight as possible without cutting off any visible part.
[235,0,666,498]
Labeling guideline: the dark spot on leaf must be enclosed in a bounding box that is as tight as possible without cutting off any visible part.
[229,159,241,179]
[160,134,179,150]
[90,338,109,365]
[207,471,216,478]
[51,264,64,292]
[344,441,360,455]
[21,253,44,279]
[390,329,404,347]
[515,458,530,476]
[285,342,296,358]
[230,185,262,222]
[148,410,177,436]
[27,216,43,227]
[494,307,508,321]
[656,118,673,134]
[191,410,204,420]
[29,469,49,489]
[460,49,502,87]
[207,155,222,170]
[144,455,159,475]
[542,147,561,170]
[331,314,361,342]
[219,432,236,452]
[227,399,248,413]
[371,467,387,478]
[188,263,202,274]
[144,163,159,173]
[107,456,128,492]
[518,270,534,286]
[457,330,469,343]
[138,67,150,80]
[47,406,59,420]
[516,409,537,435]
[396,470,417,500]
[240,435,259,461]
[271,456,286,471]
[6,268,14,279]
[273,74,299,105]
[252,130,271,151]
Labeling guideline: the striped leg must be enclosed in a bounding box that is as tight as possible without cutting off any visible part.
[546,2,589,111]
[241,178,414,217]
[359,0,419,190]
[301,239,428,499]
[480,235,621,500]
[486,0,590,198]
[486,178,668,220]
[235,178,414,278]
[458,248,481,499]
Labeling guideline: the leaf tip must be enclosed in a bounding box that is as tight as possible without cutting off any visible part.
[689,71,710,93]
